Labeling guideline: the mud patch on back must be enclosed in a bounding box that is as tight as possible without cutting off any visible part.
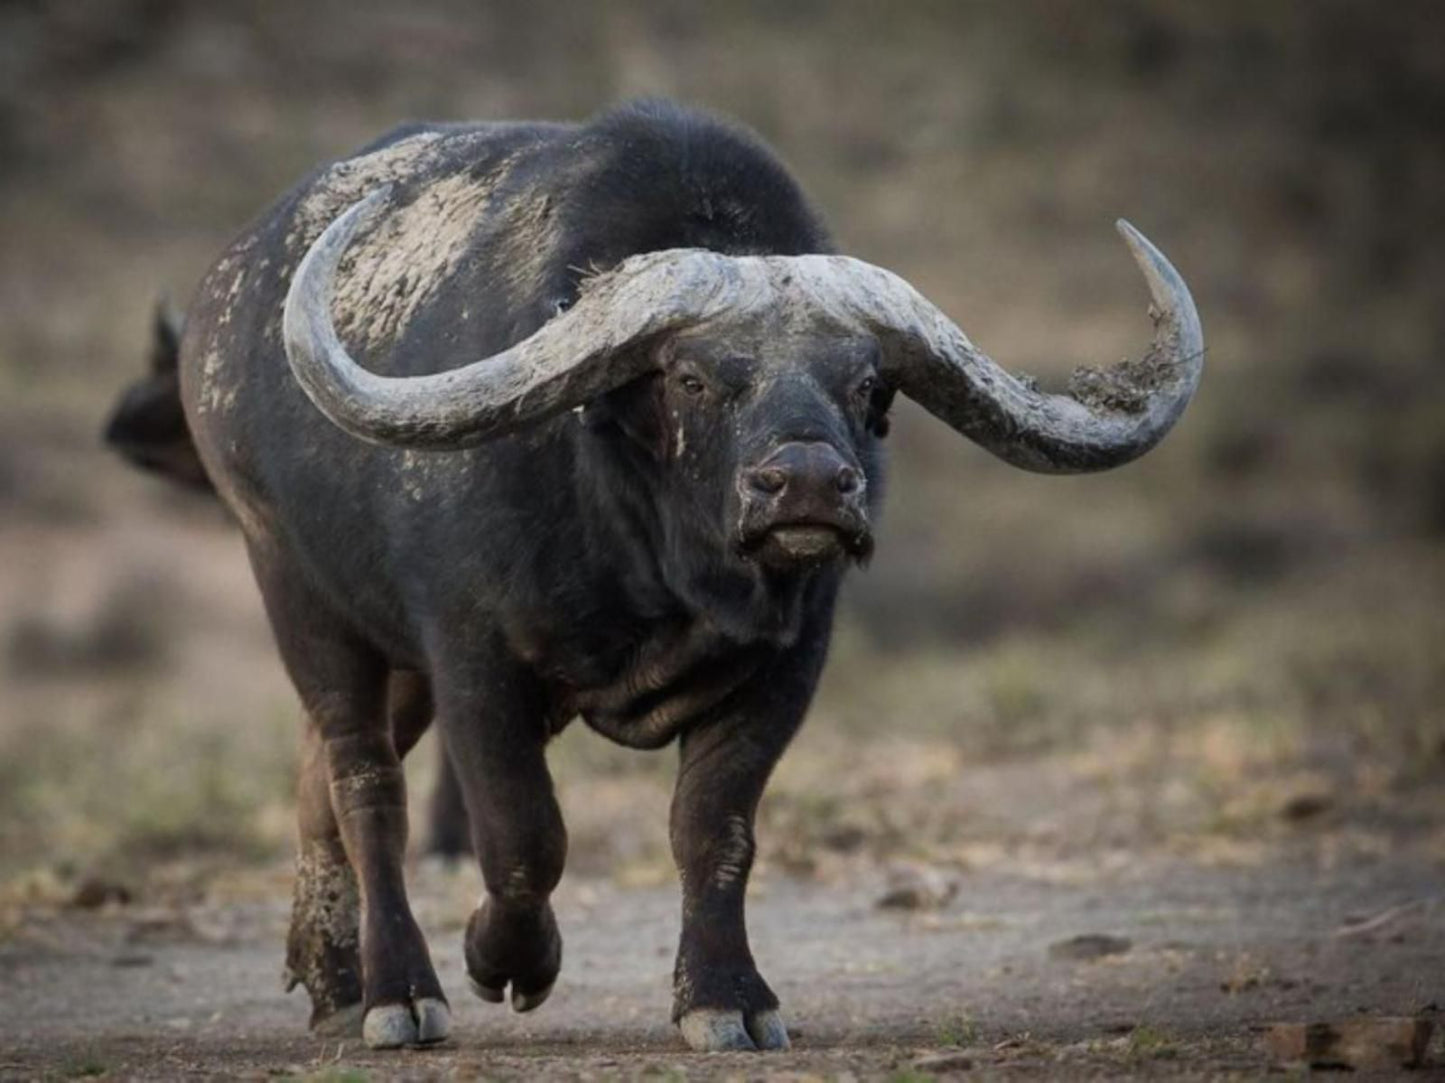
[327,170,501,352]
[489,187,568,320]
[285,132,449,255]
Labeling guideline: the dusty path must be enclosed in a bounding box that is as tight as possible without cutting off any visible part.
[2,855,1441,1079]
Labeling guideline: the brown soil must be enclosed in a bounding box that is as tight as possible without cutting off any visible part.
[3,827,1442,1079]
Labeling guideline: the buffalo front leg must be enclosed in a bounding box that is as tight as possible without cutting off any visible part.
[669,724,792,1051]
[252,548,448,1049]
[287,669,435,1031]
[326,724,450,1048]
[669,641,823,1052]
[434,657,567,1012]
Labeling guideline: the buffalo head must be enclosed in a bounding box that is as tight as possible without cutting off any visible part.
[586,311,887,573]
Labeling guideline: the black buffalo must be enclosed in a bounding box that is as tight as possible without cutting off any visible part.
[107,100,1201,1052]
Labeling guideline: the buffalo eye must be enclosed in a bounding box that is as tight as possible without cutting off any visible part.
[852,375,880,411]
[679,374,706,397]
[858,374,893,437]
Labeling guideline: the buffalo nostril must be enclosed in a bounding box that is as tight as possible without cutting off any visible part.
[749,466,788,495]
[835,466,861,494]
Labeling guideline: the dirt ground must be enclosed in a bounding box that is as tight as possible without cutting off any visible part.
[2,809,1445,1075]
[3,813,1441,1080]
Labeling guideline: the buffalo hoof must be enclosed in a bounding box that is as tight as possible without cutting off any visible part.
[512,981,554,1013]
[310,1001,364,1038]
[678,1008,791,1052]
[746,1009,791,1050]
[361,997,451,1049]
[464,898,562,1014]
[468,975,505,1003]
[467,975,554,1013]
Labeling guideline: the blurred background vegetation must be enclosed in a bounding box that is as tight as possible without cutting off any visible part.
[1,1,1441,899]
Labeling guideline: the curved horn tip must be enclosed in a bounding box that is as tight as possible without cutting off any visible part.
[1114,218,1191,314]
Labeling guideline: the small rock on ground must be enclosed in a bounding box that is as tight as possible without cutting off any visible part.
[1048,933,1133,961]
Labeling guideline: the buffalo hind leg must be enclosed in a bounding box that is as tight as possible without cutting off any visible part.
[384,670,472,858]
[388,668,433,760]
[433,653,566,1012]
[669,639,825,1052]
[252,547,449,1049]
[428,747,472,859]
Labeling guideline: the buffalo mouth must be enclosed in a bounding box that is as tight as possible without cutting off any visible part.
[739,520,873,569]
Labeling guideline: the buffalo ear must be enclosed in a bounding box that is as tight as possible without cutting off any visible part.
[586,371,670,461]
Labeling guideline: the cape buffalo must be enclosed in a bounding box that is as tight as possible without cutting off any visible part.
[109,100,1202,1051]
